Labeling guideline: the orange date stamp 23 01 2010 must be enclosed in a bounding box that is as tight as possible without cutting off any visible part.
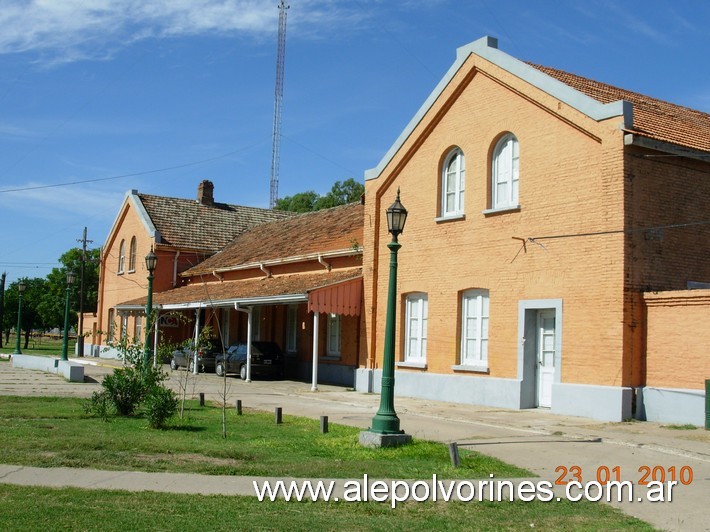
[554,465,694,486]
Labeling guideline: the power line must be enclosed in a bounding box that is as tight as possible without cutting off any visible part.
[529,219,710,243]
[0,141,269,194]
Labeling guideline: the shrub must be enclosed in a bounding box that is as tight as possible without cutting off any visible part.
[101,367,146,416]
[84,390,115,421]
[144,385,178,429]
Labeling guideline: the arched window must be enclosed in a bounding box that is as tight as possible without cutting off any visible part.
[128,236,137,272]
[118,240,125,274]
[441,148,465,217]
[491,134,519,209]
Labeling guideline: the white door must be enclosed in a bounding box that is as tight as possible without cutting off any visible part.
[536,310,556,408]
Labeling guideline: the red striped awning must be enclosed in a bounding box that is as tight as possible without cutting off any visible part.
[307,277,362,316]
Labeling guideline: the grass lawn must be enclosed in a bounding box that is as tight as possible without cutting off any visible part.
[0,396,654,530]
[0,485,654,531]
[0,334,75,357]
[0,395,530,479]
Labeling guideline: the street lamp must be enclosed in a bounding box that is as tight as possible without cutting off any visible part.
[61,271,76,361]
[143,249,158,368]
[13,280,26,355]
[363,188,412,447]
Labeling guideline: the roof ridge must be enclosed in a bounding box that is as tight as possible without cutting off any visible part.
[136,192,278,212]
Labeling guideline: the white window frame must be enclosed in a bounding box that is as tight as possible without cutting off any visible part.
[459,289,489,369]
[491,134,519,209]
[128,236,137,272]
[441,148,465,217]
[117,240,125,274]
[286,305,298,354]
[326,313,341,357]
[404,293,428,364]
[107,309,115,341]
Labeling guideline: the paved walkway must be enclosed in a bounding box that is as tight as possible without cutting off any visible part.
[1,358,709,531]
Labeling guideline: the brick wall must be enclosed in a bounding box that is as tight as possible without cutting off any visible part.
[363,52,632,387]
[643,290,710,390]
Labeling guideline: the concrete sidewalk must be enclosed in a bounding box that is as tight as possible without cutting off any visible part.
[1,359,709,531]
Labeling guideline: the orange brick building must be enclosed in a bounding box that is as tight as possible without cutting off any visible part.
[356,37,710,422]
[116,202,364,386]
[91,180,290,357]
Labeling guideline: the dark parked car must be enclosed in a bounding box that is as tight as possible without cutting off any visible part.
[170,340,222,373]
[215,341,284,380]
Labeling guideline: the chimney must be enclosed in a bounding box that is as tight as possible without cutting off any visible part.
[197,180,214,206]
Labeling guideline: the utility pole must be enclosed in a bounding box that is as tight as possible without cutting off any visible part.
[76,227,93,357]
[0,272,5,348]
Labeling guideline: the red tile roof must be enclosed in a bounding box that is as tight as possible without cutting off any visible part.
[138,193,293,253]
[117,268,362,307]
[529,63,710,153]
[182,202,364,276]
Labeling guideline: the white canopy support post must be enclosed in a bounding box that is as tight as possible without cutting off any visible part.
[193,308,201,375]
[311,312,319,391]
[234,303,253,383]
[246,307,253,382]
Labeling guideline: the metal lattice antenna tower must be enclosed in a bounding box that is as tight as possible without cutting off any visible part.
[269,1,289,209]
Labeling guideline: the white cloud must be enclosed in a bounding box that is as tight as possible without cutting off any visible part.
[0,0,379,64]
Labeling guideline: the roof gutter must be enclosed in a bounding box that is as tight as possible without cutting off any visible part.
[160,293,308,311]
[624,133,710,162]
[203,247,363,276]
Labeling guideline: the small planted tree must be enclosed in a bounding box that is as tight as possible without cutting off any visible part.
[86,330,177,428]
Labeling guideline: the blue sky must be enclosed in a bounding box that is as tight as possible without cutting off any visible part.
[1,0,709,286]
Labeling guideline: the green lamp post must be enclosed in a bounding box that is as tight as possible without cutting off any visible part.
[13,280,26,355]
[369,188,410,439]
[143,249,158,369]
[61,271,76,361]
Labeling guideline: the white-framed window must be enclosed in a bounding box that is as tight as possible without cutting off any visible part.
[441,148,465,217]
[107,309,115,341]
[404,293,428,363]
[286,305,298,354]
[128,236,137,272]
[460,289,489,368]
[117,240,125,274]
[326,313,341,357]
[491,134,519,209]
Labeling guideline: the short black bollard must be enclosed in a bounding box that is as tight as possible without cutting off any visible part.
[199,393,205,407]
[235,399,242,415]
[320,415,329,434]
[275,407,282,424]
[448,442,460,468]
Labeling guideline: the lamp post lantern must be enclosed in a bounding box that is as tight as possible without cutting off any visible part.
[13,280,26,355]
[143,249,158,369]
[362,188,412,447]
[61,271,76,361]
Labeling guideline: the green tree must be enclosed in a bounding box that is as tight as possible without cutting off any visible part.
[274,190,319,212]
[275,178,364,212]
[39,247,100,330]
[2,278,48,349]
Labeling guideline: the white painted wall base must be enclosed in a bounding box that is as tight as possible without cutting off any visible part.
[294,361,355,387]
[637,387,705,426]
[354,369,636,422]
[551,382,633,422]
[359,369,522,410]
